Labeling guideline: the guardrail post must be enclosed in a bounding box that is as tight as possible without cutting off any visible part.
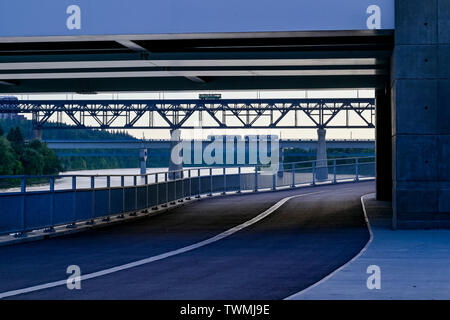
[130,175,138,216]
[237,167,242,193]
[67,176,77,228]
[333,159,337,184]
[118,176,125,218]
[272,171,276,191]
[355,158,359,182]
[254,166,258,192]
[152,173,159,210]
[312,162,316,185]
[144,174,149,212]
[162,172,168,207]
[186,169,192,200]
[178,170,184,203]
[196,169,201,198]
[291,163,295,188]
[44,177,56,232]
[222,168,226,195]
[103,176,111,221]
[171,172,177,204]
[208,168,213,196]
[135,175,138,201]
[16,178,27,237]
[86,176,95,225]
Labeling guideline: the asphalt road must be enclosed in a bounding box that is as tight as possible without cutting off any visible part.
[0,181,374,299]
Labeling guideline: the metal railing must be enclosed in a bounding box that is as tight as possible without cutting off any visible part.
[0,156,375,237]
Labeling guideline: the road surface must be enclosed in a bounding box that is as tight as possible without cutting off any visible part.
[0,181,373,299]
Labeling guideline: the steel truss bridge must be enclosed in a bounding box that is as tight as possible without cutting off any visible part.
[0,98,375,130]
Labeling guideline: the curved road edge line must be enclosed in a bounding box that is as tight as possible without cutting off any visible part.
[284,192,375,300]
[0,191,324,299]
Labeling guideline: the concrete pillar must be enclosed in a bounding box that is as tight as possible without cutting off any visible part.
[32,127,42,141]
[392,0,450,228]
[375,88,392,201]
[315,128,328,181]
[168,129,183,179]
[139,148,147,175]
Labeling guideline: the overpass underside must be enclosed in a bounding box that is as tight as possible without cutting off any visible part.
[0,31,392,92]
[0,0,449,229]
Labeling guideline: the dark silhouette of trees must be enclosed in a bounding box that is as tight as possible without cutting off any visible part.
[0,136,16,175]
[0,126,62,176]
[0,118,140,172]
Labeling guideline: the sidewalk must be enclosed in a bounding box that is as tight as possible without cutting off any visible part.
[288,193,450,300]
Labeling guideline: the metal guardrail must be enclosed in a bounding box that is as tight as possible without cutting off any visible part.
[0,156,375,237]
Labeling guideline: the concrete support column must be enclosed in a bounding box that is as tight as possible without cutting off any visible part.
[32,127,42,141]
[315,128,328,181]
[139,148,147,175]
[392,0,450,228]
[375,88,392,201]
[169,129,183,180]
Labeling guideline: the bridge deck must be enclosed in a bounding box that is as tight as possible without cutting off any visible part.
[0,182,373,299]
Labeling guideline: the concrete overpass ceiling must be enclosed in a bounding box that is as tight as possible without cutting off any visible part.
[0,30,393,93]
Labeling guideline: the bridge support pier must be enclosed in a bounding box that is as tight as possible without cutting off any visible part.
[32,127,42,141]
[169,129,183,180]
[375,88,392,201]
[139,148,148,175]
[315,128,328,181]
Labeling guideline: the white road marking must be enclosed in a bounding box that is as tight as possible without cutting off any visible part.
[0,191,324,299]
[284,192,374,300]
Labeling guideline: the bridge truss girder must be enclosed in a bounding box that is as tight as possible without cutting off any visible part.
[0,98,375,130]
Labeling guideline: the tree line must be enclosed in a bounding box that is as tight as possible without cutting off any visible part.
[0,124,61,176]
[0,118,141,172]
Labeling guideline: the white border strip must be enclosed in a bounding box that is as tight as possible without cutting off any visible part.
[284,192,375,300]
[0,191,323,299]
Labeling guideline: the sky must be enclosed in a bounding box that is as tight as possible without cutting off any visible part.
[15,89,375,141]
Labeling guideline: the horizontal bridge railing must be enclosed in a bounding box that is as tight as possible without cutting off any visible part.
[0,156,375,236]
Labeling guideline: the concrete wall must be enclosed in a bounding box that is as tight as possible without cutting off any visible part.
[393,0,450,228]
